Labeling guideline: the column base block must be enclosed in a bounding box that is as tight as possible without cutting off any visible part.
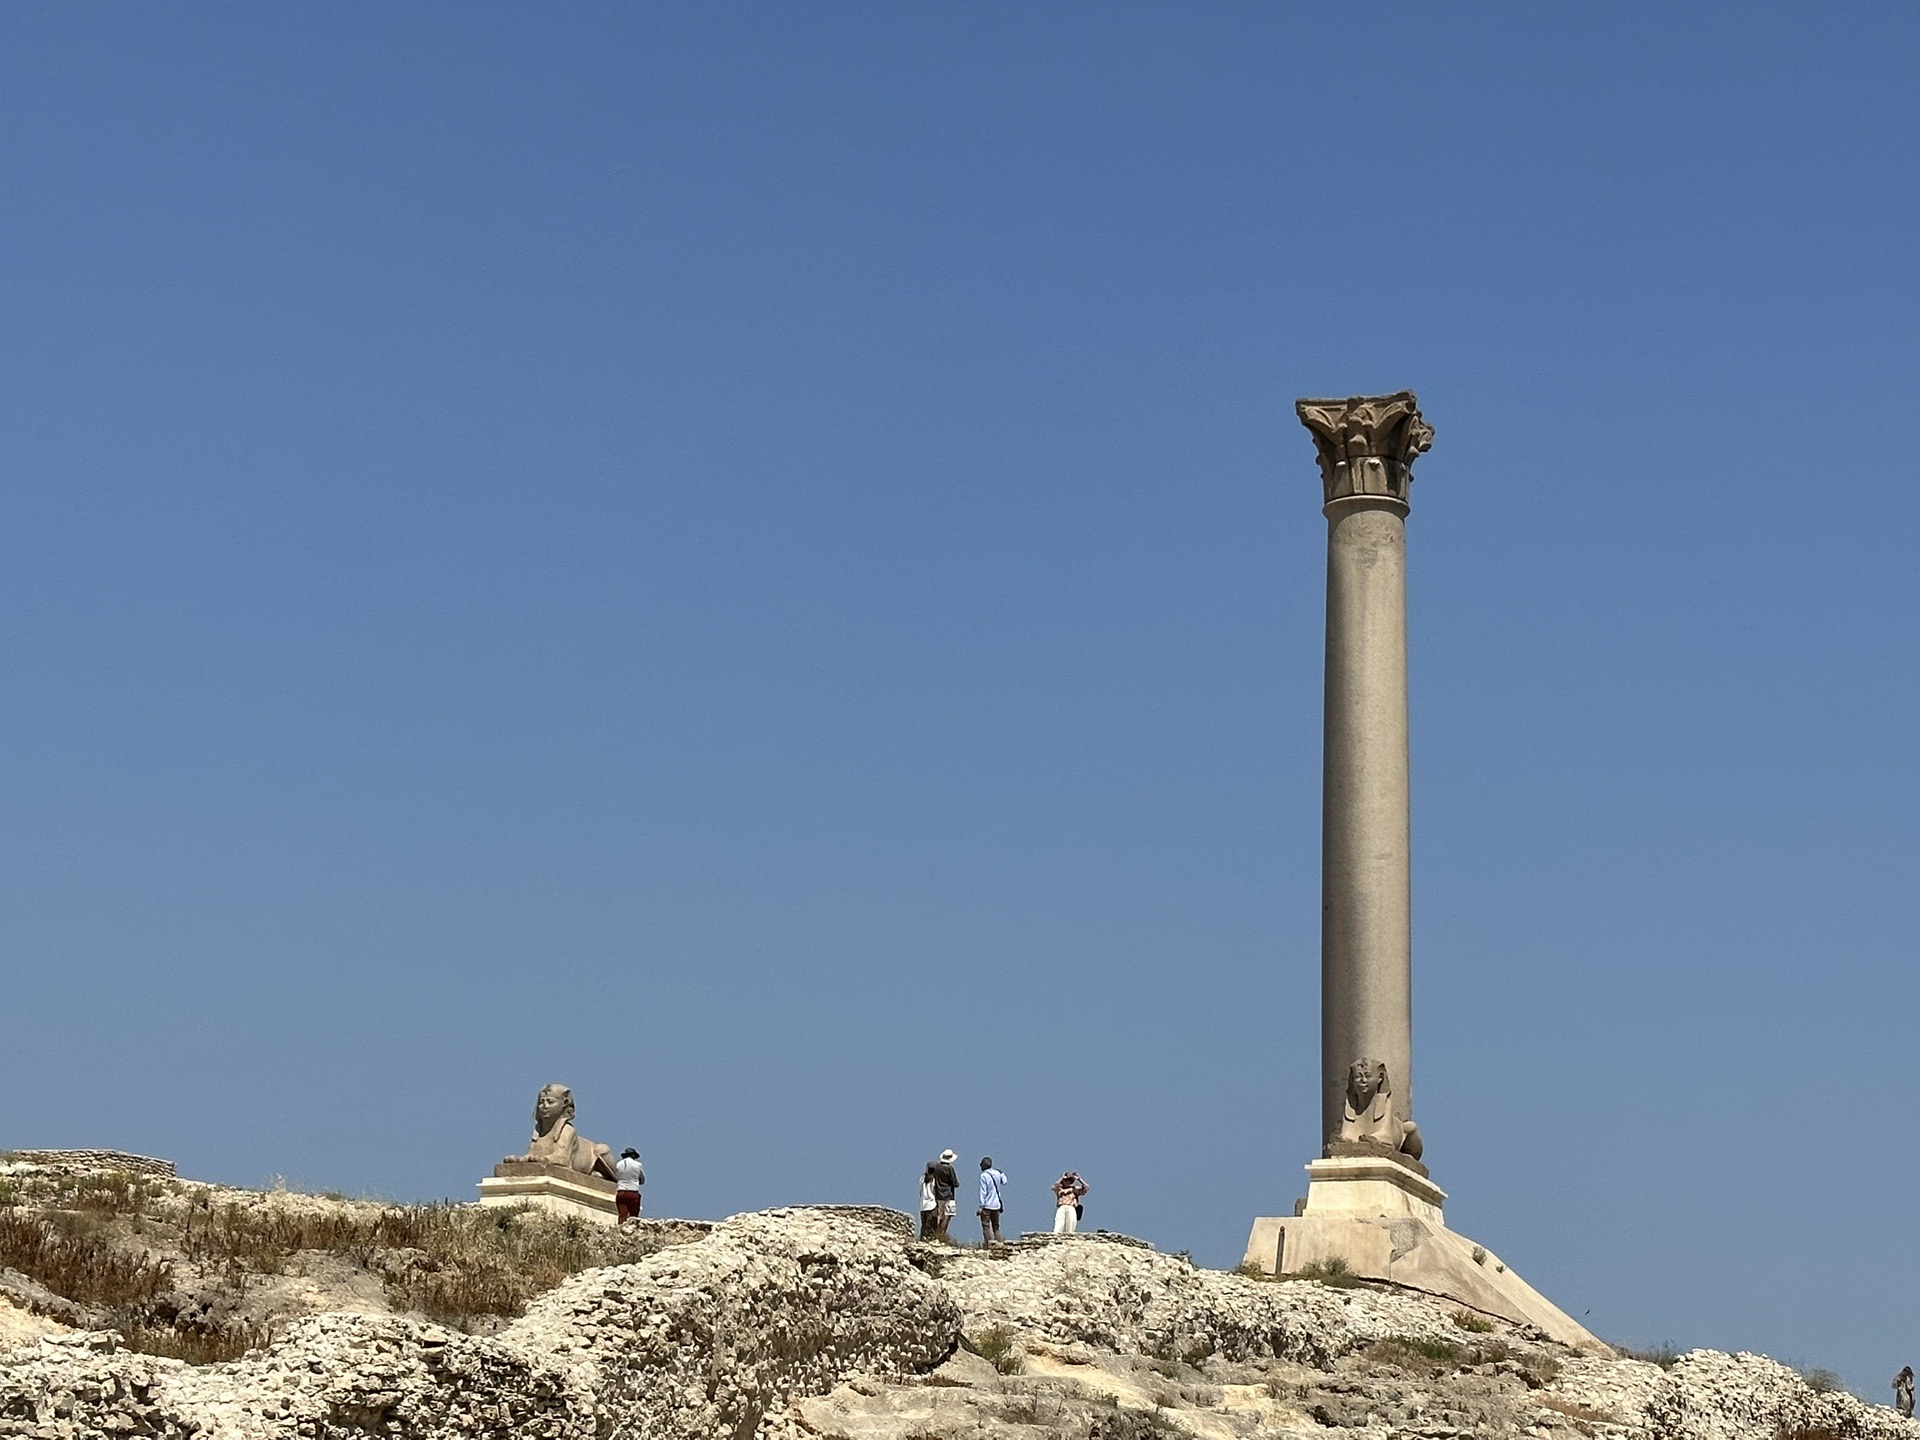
[476,1170,619,1225]
[1302,1154,1446,1220]
[1244,1158,1605,1352]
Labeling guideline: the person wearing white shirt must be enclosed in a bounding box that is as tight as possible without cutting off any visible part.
[614,1146,645,1222]
[919,1168,938,1239]
[1051,1170,1086,1234]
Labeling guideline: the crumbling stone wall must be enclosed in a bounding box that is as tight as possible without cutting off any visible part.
[3,1151,177,1180]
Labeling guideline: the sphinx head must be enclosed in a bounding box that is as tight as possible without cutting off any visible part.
[1346,1059,1390,1111]
[533,1084,576,1136]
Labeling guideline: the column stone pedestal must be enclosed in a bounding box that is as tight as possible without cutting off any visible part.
[1243,1167,1601,1350]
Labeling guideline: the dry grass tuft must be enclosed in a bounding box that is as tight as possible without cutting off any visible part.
[1366,1335,1472,1375]
[0,1210,172,1308]
[178,1199,642,1325]
[1365,1333,1558,1387]
[123,1319,280,1365]
[0,1171,679,1359]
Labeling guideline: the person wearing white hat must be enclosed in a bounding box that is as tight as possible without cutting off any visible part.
[929,1149,960,1238]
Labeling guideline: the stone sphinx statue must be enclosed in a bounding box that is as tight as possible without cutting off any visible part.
[1333,1058,1424,1164]
[502,1083,617,1182]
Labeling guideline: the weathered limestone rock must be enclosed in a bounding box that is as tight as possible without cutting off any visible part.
[934,1232,1463,1369]
[0,1318,595,1440]
[1553,1348,1920,1440]
[163,1313,596,1439]
[1642,1349,1920,1440]
[0,1209,946,1440]
[5,1199,1915,1440]
[505,1208,958,1440]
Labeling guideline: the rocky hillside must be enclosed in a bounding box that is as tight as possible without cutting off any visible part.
[1,1151,1911,1439]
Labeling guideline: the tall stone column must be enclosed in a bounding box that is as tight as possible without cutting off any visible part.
[1244,398,1598,1349]
[1296,393,1434,1157]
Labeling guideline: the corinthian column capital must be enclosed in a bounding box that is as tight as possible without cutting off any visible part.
[1296,392,1434,512]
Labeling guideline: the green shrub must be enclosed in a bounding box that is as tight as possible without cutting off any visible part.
[965,1323,1025,1375]
[1287,1257,1360,1289]
[1365,1333,1555,1382]
[1615,1339,1682,1369]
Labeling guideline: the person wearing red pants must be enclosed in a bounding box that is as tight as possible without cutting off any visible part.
[614,1146,645,1222]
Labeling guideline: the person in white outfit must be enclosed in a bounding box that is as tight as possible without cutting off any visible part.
[1051,1170,1086,1234]
[919,1166,938,1240]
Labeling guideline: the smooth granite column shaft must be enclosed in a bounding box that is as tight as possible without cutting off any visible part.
[1294,393,1433,1152]
[1320,497,1412,1147]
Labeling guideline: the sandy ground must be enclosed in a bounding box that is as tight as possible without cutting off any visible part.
[0,1293,69,1354]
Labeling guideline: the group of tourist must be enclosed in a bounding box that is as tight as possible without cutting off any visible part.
[515,1085,1108,1245]
[917,1150,1089,1243]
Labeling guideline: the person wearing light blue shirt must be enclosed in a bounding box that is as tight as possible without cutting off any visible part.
[977,1157,1009,1245]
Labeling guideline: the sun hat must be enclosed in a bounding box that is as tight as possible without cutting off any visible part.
[939,1149,957,1163]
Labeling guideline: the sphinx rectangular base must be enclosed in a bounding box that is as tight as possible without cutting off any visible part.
[477,1172,619,1225]
[1243,1156,1605,1352]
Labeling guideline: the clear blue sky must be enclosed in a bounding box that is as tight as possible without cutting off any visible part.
[3,3,1916,1396]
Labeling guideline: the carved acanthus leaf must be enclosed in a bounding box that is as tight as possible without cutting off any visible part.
[1295,391,1433,507]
